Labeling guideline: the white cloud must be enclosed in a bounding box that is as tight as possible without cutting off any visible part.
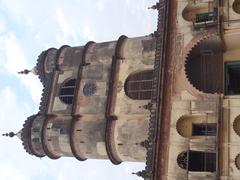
[125,0,130,5]
[0,86,33,129]
[3,33,28,73]
[0,163,29,180]
[0,33,42,103]
[0,17,6,34]
[82,25,95,41]
[19,75,43,103]
[56,8,78,44]
[96,1,104,11]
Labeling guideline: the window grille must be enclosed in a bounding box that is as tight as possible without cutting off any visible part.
[59,79,76,104]
[177,151,216,172]
[125,70,153,100]
[192,123,217,136]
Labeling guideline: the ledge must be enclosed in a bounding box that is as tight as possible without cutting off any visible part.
[69,116,87,161]
[105,35,128,165]
[41,115,61,160]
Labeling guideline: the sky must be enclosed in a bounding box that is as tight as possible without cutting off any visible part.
[0,0,157,180]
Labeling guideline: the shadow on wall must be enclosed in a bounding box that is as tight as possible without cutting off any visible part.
[185,36,223,94]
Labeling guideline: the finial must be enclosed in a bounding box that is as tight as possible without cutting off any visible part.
[148,3,160,10]
[132,170,147,178]
[2,132,16,138]
[18,69,31,75]
[18,66,37,75]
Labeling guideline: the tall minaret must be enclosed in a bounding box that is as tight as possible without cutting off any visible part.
[10,35,156,164]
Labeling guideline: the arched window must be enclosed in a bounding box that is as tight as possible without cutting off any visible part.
[177,151,216,172]
[59,79,76,104]
[124,70,153,100]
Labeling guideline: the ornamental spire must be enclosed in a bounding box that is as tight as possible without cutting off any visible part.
[18,67,37,75]
[2,130,22,139]
[2,132,16,138]
[132,170,147,178]
[148,2,160,10]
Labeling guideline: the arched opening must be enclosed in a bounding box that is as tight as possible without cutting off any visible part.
[59,79,76,104]
[185,36,223,93]
[182,2,216,24]
[176,115,217,138]
[235,154,240,169]
[182,3,209,22]
[124,70,153,100]
[233,115,240,136]
[177,151,216,172]
[233,0,240,14]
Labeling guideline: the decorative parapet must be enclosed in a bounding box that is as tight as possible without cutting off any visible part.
[36,48,58,114]
[145,0,169,179]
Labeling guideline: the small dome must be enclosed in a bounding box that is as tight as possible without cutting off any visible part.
[21,114,37,156]
[36,48,57,86]
[36,48,58,113]
[21,114,45,157]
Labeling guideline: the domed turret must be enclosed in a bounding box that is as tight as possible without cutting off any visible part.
[35,48,58,86]
[20,114,46,157]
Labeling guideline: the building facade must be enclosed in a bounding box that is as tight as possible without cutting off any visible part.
[4,0,240,180]
[144,0,240,180]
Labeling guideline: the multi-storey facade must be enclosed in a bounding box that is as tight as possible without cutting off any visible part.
[144,0,240,180]
[3,0,240,180]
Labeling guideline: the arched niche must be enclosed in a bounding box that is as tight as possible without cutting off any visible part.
[235,154,240,169]
[185,36,223,94]
[233,115,240,136]
[177,151,216,172]
[182,3,210,22]
[176,115,217,138]
[233,0,240,14]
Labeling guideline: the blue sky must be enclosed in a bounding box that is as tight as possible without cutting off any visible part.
[0,0,157,179]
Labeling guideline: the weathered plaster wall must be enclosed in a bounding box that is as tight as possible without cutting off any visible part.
[44,117,73,157]
[111,36,155,161]
[76,41,116,115]
[72,115,108,159]
[221,98,240,179]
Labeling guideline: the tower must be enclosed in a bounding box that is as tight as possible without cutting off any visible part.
[8,35,156,164]
[4,0,240,179]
